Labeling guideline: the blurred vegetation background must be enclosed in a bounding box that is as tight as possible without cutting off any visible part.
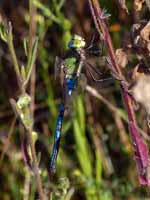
[0,0,150,199]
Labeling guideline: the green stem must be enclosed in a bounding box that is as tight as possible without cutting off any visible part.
[28,128,45,200]
[26,1,45,199]
[7,22,20,83]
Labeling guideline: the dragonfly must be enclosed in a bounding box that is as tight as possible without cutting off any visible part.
[49,34,111,176]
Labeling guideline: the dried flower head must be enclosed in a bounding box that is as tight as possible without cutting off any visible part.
[140,21,150,42]
[132,75,150,115]
[140,21,150,52]
[130,62,150,82]
[134,0,145,11]
[118,0,129,14]
[131,21,150,57]
[145,0,150,10]
[116,48,128,68]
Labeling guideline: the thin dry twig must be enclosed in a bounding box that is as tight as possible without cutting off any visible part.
[86,85,150,142]
[86,85,125,118]
[0,117,16,166]
[29,0,37,119]
[23,170,31,200]
[28,128,45,200]
[93,125,114,176]
[27,0,45,199]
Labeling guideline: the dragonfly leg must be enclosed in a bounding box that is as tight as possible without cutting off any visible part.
[86,34,99,50]
[86,34,105,56]
[88,68,113,82]
[105,59,138,107]
[86,61,103,76]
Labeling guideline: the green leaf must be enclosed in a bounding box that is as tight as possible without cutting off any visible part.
[24,37,38,86]
[21,65,26,81]
[0,23,8,42]
[33,0,60,24]
[23,38,29,57]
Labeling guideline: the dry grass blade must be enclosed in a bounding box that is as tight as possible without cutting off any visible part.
[0,117,16,166]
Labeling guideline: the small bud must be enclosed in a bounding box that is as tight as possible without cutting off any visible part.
[116,48,128,68]
[17,93,31,109]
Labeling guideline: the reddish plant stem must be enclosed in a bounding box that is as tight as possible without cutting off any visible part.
[88,0,150,185]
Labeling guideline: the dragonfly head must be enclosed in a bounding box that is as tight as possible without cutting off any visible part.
[68,34,86,49]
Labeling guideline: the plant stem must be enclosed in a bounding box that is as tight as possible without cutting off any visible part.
[7,23,21,86]
[27,0,45,199]
[88,0,150,185]
[23,169,30,200]
[29,0,37,117]
[28,128,45,200]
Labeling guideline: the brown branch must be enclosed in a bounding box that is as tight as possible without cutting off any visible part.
[29,0,37,119]
[27,0,45,199]
[28,128,45,200]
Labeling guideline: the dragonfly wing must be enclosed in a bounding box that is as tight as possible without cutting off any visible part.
[54,56,64,78]
[85,61,103,76]
[78,73,87,91]
[54,56,66,87]
[85,61,114,84]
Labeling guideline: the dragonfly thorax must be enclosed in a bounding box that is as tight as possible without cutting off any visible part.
[64,57,78,79]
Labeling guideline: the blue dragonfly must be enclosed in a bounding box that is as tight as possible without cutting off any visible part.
[50,34,111,176]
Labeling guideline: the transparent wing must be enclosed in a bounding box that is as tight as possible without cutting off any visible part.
[85,61,114,85]
[54,56,63,79]
[78,73,87,91]
[85,61,103,76]
[54,56,66,86]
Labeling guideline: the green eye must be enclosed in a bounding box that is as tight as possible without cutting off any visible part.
[73,34,83,41]
[68,34,86,49]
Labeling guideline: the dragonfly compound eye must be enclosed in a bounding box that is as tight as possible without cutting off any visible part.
[68,34,86,49]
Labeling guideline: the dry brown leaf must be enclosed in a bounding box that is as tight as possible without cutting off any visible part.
[132,75,150,115]
[130,64,146,81]
[148,42,150,51]
[118,0,129,13]
[140,21,150,42]
[134,0,145,11]
[116,49,128,68]
[145,0,150,10]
